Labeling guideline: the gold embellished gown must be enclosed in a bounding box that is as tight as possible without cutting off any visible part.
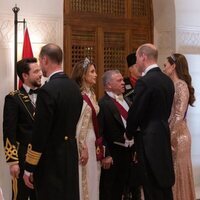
[76,91,101,200]
[169,79,196,200]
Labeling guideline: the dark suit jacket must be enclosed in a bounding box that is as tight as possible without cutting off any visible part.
[98,94,133,199]
[98,93,128,157]
[25,72,83,200]
[126,67,175,188]
[3,87,35,165]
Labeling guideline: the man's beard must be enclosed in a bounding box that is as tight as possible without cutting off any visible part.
[32,80,41,88]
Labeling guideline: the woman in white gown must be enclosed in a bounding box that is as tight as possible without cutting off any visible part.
[71,58,101,200]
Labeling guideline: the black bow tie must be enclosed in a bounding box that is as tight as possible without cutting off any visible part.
[29,89,39,95]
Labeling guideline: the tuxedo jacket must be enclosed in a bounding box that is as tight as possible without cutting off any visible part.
[126,67,175,188]
[3,87,35,166]
[98,93,136,200]
[25,72,83,200]
[98,94,131,157]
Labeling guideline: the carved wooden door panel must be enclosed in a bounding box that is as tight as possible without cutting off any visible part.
[64,0,153,98]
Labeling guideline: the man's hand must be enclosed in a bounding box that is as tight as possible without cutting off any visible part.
[10,164,20,179]
[124,132,129,140]
[101,156,113,169]
[132,152,138,164]
[23,171,34,189]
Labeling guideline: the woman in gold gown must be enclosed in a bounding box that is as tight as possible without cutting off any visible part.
[163,53,196,200]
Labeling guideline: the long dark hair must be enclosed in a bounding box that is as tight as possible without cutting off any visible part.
[71,58,95,91]
[167,53,195,106]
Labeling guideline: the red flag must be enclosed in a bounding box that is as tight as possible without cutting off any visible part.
[22,28,33,58]
[18,28,34,89]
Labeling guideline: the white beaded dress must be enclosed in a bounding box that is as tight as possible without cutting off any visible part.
[76,90,101,200]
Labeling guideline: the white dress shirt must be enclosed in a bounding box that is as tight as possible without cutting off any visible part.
[106,91,134,147]
[143,64,159,76]
[23,84,38,106]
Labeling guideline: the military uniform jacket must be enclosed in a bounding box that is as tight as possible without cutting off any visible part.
[3,87,35,166]
[123,77,135,103]
[25,72,83,200]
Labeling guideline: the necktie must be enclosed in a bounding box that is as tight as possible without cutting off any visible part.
[115,94,124,102]
[29,89,39,95]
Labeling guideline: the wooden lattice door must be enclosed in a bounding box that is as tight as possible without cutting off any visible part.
[64,0,153,98]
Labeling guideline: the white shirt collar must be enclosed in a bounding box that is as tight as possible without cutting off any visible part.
[106,91,124,101]
[143,64,158,76]
[46,70,63,82]
[23,84,34,94]
[106,91,115,99]
[23,84,38,105]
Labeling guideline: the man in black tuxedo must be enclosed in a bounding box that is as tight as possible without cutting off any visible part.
[98,70,134,200]
[3,58,42,200]
[23,43,83,200]
[126,43,175,200]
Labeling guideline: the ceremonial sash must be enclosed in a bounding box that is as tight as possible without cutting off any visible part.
[111,97,128,120]
[82,94,99,138]
[82,94,104,161]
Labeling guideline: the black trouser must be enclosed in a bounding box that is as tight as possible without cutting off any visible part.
[123,163,142,200]
[100,145,131,200]
[12,175,36,200]
[123,185,141,200]
[123,145,142,200]
[12,144,36,200]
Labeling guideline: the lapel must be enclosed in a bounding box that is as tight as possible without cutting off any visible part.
[18,87,35,121]
[104,94,128,128]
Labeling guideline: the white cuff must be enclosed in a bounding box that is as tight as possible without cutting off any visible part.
[24,170,31,177]
[125,139,134,147]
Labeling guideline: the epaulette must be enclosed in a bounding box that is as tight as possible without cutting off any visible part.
[9,90,20,96]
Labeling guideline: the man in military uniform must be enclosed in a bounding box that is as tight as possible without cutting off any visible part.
[3,58,42,200]
[124,53,141,103]
[123,53,142,200]
[23,43,83,200]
